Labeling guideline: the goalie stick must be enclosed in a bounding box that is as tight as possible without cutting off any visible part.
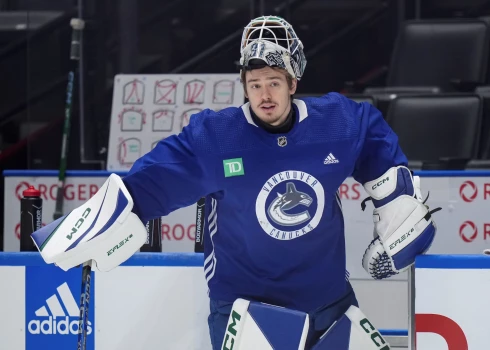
[53,18,85,220]
[77,260,92,350]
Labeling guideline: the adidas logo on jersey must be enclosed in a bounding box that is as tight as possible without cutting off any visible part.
[27,282,92,335]
[324,153,339,164]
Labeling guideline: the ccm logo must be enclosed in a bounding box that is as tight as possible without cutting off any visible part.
[417,314,468,350]
[459,181,490,202]
[372,177,389,190]
[459,221,490,242]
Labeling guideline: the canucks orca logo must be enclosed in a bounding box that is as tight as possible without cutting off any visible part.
[268,183,313,226]
[256,170,325,241]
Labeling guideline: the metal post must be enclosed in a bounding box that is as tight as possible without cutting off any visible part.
[285,0,291,21]
[78,0,106,169]
[118,0,138,73]
[259,0,265,15]
[414,0,421,19]
[408,265,416,350]
[397,0,406,32]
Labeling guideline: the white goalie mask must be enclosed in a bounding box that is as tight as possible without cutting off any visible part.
[239,16,307,80]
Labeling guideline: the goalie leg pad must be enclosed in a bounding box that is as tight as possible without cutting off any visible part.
[311,306,390,350]
[220,298,309,350]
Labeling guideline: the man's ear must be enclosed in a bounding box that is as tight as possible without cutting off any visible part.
[289,78,298,95]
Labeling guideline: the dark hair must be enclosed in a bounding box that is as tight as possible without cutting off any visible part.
[240,67,295,93]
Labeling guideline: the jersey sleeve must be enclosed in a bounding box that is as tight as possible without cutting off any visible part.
[346,97,409,185]
[121,111,221,223]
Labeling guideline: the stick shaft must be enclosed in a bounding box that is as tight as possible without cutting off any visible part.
[77,260,92,350]
[53,71,75,220]
[53,18,84,220]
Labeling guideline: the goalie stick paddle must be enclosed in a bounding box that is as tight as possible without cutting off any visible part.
[77,260,92,350]
[53,18,85,220]
[194,197,206,253]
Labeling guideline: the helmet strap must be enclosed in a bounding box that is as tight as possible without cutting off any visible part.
[282,52,297,79]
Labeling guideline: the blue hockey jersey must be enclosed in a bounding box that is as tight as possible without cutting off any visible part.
[122,92,408,312]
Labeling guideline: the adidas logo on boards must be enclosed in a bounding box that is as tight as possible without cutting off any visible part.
[324,153,339,165]
[27,282,92,335]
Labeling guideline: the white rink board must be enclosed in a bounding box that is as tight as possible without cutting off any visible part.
[0,266,25,350]
[95,266,211,350]
[2,252,487,350]
[0,253,213,350]
[415,255,490,349]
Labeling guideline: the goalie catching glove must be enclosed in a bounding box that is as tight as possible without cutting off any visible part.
[361,166,441,279]
[30,174,147,272]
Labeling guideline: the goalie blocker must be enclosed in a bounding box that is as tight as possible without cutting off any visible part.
[30,174,147,272]
[222,298,390,350]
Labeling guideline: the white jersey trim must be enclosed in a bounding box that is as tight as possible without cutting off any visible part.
[335,190,343,212]
[241,99,309,126]
[241,103,258,127]
[292,99,308,122]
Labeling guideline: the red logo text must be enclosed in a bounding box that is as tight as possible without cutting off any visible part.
[338,183,362,200]
[459,221,490,242]
[15,182,99,201]
[161,224,196,241]
[459,181,490,202]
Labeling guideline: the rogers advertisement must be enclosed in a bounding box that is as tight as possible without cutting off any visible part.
[3,172,490,279]
[3,172,196,254]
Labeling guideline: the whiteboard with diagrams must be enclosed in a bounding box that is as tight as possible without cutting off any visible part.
[106,73,245,171]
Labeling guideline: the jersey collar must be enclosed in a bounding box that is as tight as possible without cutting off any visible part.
[241,99,309,127]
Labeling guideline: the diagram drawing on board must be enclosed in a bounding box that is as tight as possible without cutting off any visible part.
[213,80,235,104]
[180,109,202,130]
[152,109,174,132]
[108,74,245,172]
[123,79,145,104]
[118,138,142,166]
[154,79,177,105]
[119,107,146,131]
[184,79,205,104]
